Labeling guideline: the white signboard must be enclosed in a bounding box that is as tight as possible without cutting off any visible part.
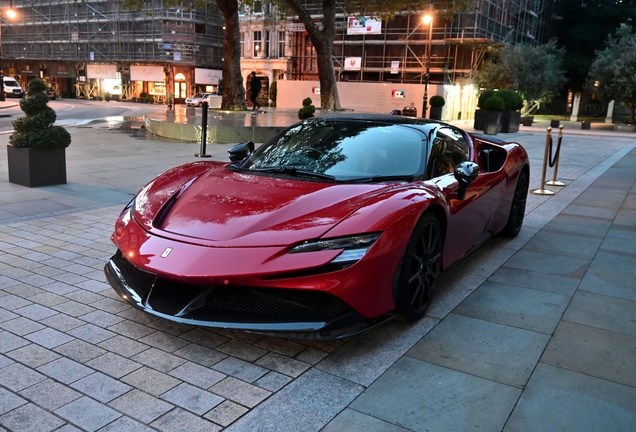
[344,57,362,71]
[87,64,117,79]
[130,65,164,82]
[195,68,223,85]
[391,61,400,74]
[347,17,382,35]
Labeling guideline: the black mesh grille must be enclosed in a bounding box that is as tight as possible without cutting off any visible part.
[206,286,353,321]
[112,250,353,323]
[112,250,157,298]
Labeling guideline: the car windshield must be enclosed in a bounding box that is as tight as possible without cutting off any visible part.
[192,93,206,98]
[240,119,427,182]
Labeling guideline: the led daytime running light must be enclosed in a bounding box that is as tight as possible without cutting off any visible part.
[289,233,380,254]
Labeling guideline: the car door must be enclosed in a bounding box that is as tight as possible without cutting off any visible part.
[426,126,499,266]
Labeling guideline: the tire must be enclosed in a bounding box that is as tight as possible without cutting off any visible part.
[395,213,443,322]
[501,169,529,237]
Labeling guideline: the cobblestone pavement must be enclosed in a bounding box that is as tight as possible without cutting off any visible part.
[1,111,635,431]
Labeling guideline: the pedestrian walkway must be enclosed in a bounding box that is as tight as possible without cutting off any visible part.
[0,109,635,431]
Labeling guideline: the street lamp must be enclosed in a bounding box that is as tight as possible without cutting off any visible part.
[0,6,18,102]
[421,14,433,119]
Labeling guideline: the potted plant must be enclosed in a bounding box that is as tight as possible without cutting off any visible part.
[482,96,505,135]
[429,95,445,120]
[7,78,72,187]
[474,90,496,130]
[495,89,523,133]
[105,92,111,102]
[298,97,315,119]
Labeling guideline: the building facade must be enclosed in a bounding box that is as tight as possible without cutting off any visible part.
[239,0,554,117]
[1,0,224,103]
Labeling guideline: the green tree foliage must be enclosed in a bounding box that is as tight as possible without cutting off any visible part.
[553,0,636,91]
[477,90,496,109]
[494,89,523,111]
[483,96,504,112]
[9,79,71,149]
[588,24,636,123]
[475,41,566,109]
[429,95,445,107]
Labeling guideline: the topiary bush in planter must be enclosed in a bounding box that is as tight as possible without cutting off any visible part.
[7,78,71,187]
[298,97,315,119]
[429,95,445,120]
[474,90,496,130]
[495,89,523,133]
[482,96,505,135]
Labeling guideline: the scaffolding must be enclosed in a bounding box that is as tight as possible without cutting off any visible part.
[288,0,553,85]
[2,0,224,67]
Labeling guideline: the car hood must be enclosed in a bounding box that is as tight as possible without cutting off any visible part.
[140,164,391,247]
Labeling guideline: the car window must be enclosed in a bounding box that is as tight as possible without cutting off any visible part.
[427,127,471,179]
[242,119,427,181]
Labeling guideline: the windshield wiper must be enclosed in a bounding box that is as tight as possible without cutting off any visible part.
[346,175,415,183]
[249,166,335,180]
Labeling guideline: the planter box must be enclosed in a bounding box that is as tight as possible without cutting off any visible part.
[483,111,502,135]
[7,146,67,187]
[615,124,636,132]
[521,116,534,126]
[550,119,560,128]
[474,109,487,130]
[501,111,521,133]
[581,121,591,130]
[429,106,443,120]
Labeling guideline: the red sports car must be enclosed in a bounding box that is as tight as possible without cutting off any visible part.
[105,114,529,339]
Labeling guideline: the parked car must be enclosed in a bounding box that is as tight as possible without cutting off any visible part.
[3,76,24,98]
[104,114,529,340]
[185,92,212,107]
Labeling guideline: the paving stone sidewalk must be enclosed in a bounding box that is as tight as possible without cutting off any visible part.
[0,118,635,431]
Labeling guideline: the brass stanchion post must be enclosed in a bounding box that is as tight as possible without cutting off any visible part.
[546,125,565,187]
[532,127,555,195]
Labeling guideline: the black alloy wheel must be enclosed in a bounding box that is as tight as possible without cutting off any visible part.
[501,169,529,237]
[396,213,443,322]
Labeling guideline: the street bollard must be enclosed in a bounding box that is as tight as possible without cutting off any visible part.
[195,101,211,158]
[532,128,555,195]
[545,125,565,187]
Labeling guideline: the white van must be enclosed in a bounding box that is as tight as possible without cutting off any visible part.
[3,76,25,98]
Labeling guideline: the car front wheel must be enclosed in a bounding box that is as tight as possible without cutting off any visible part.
[395,213,443,322]
[501,169,528,237]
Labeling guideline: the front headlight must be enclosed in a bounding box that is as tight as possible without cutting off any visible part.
[289,233,380,265]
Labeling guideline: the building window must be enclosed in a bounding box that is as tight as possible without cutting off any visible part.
[278,31,285,58]
[253,0,262,14]
[240,32,245,58]
[253,31,262,57]
[304,37,316,72]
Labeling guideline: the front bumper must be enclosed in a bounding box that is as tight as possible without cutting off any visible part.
[104,250,390,339]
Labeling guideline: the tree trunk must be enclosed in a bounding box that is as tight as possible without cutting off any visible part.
[217,0,247,111]
[286,0,341,110]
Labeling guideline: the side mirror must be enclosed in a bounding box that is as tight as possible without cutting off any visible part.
[228,141,255,162]
[454,161,480,200]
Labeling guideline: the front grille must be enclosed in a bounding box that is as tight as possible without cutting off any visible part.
[112,250,353,323]
[112,250,157,299]
[206,286,352,322]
